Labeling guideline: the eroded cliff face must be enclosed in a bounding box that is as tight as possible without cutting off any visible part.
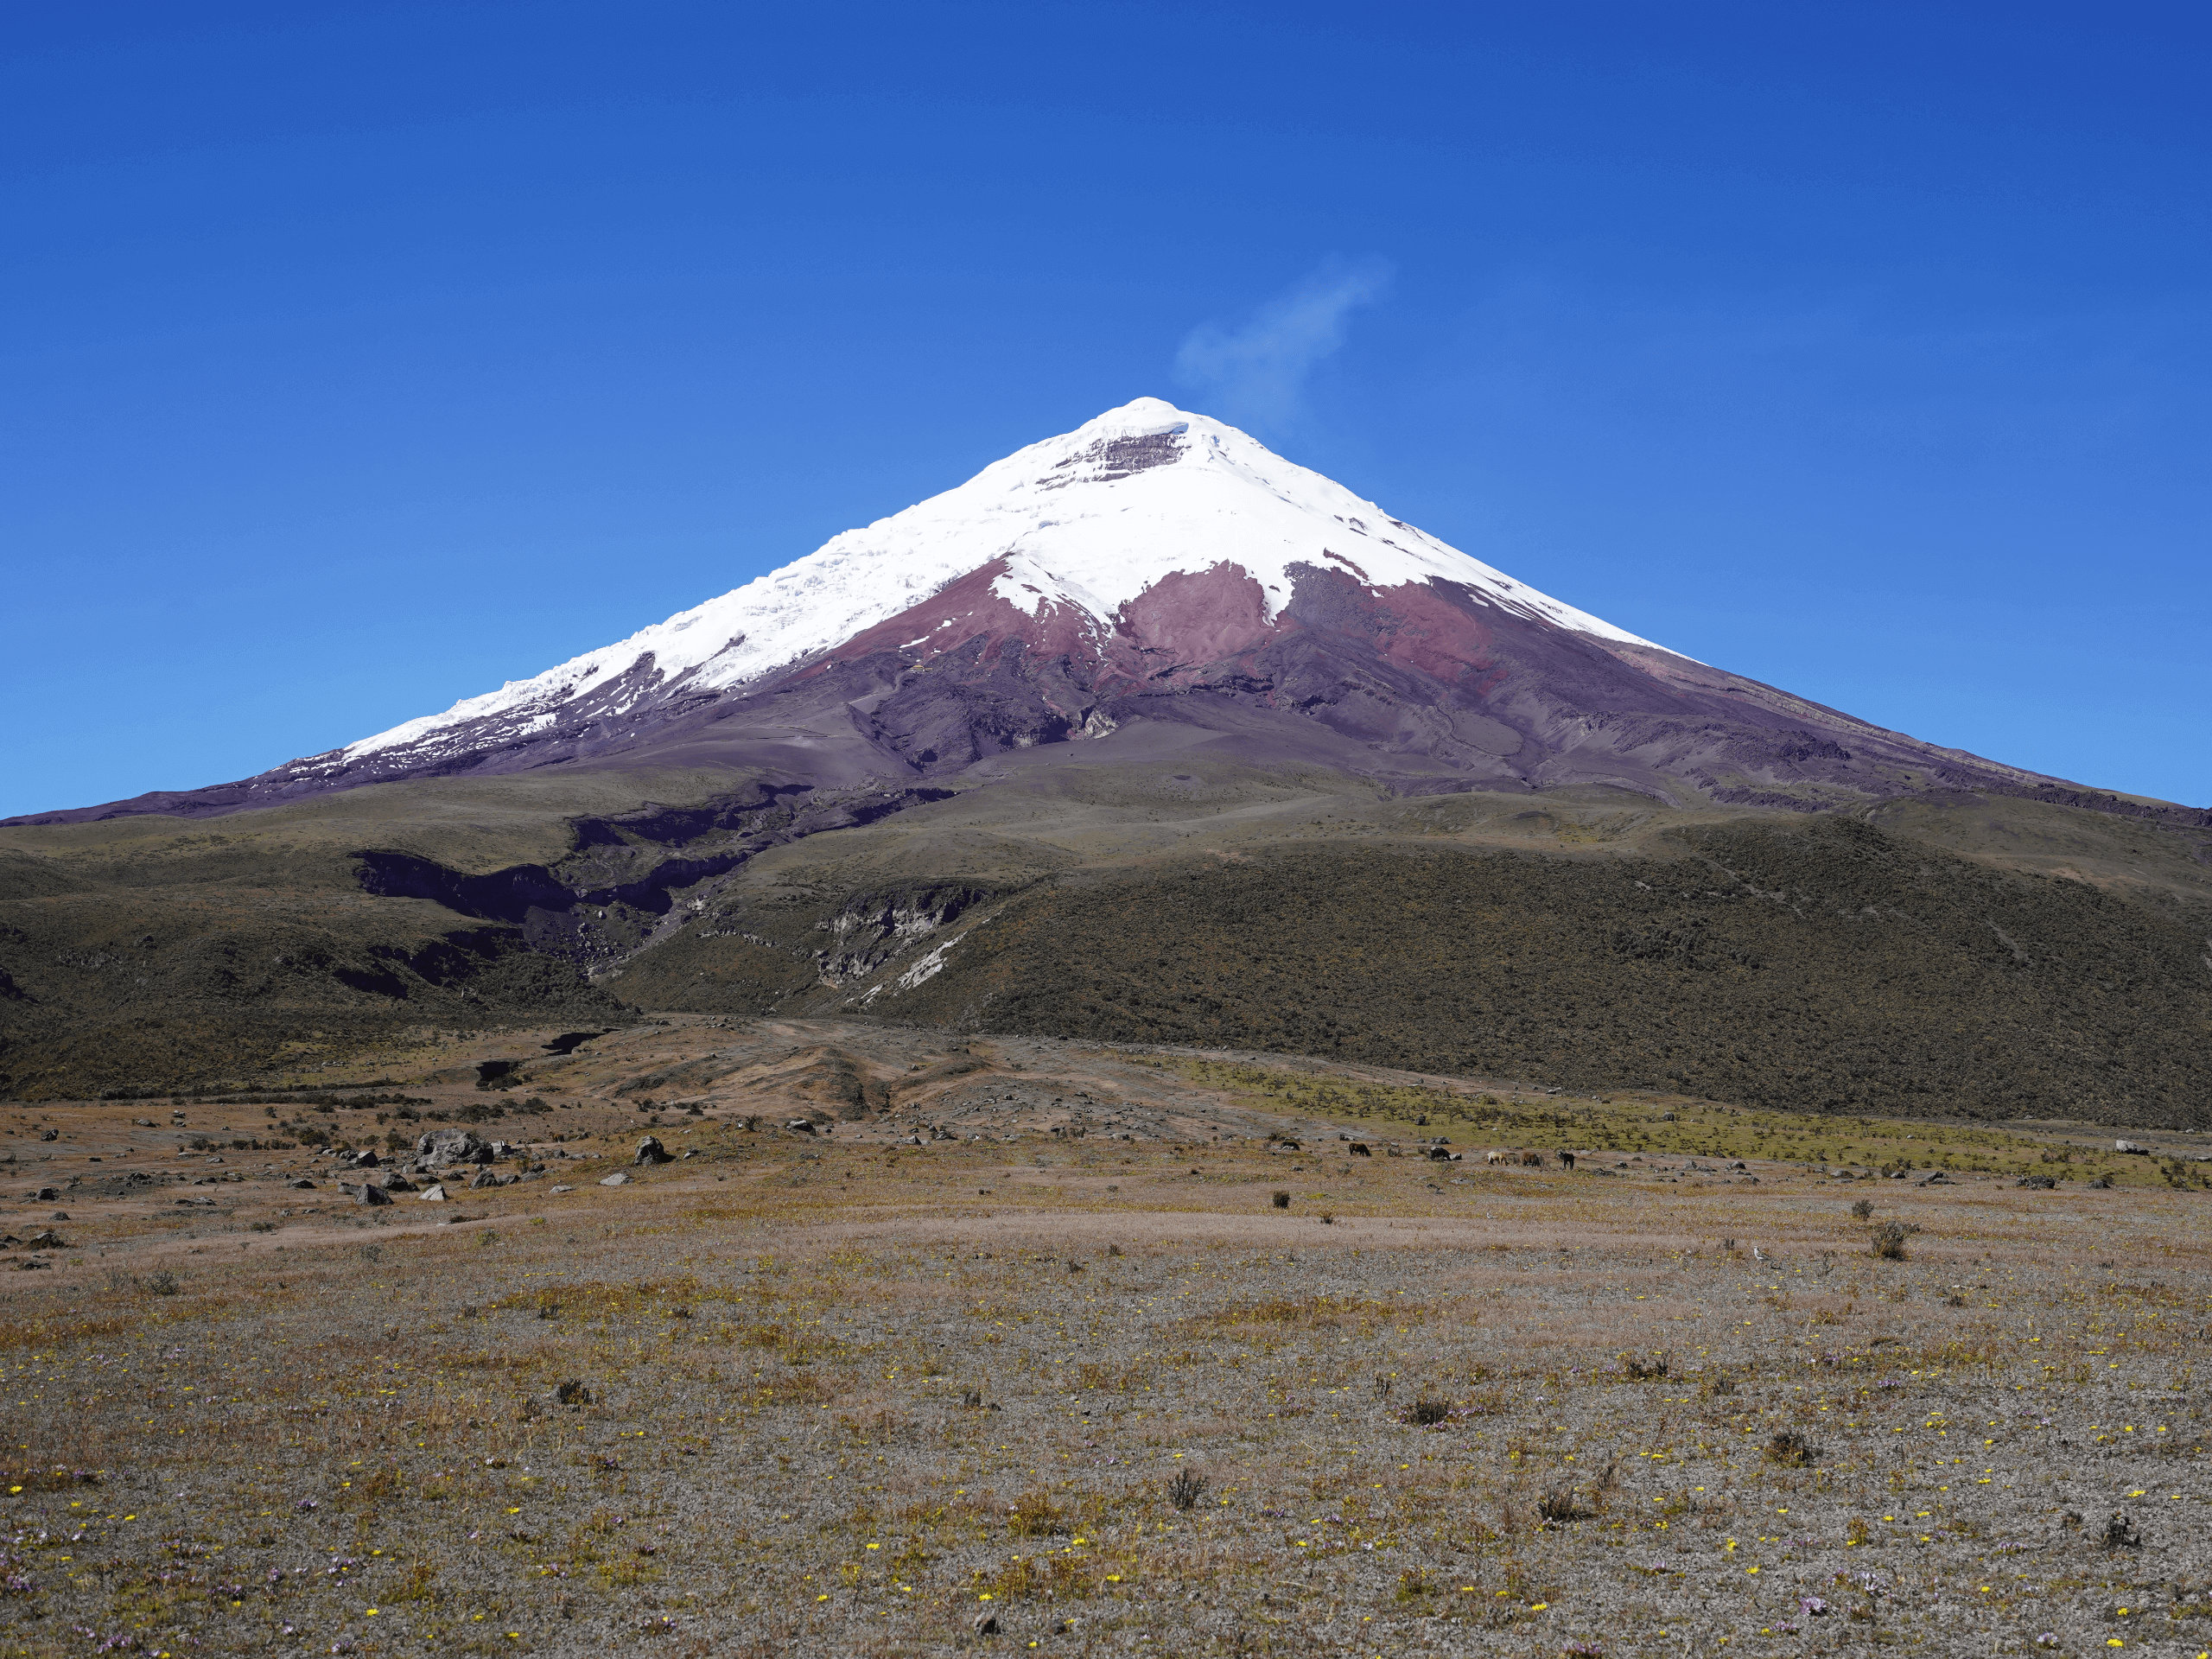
[352,784,960,973]
[813,887,985,987]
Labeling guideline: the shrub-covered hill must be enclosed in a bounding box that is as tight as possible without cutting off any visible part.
[887,817,2212,1127]
[0,849,621,1099]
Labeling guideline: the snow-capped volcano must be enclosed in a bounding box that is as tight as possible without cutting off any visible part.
[16,397,2116,825]
[338,397,1657,769]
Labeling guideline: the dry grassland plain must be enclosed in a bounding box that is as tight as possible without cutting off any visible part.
[1,1020,2208,1657]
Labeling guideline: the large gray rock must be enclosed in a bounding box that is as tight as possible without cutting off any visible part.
[415,1128,493,1167]
[633,1136,672,1166]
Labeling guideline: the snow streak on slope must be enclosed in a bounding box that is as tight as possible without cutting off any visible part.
[342,398,1667,762]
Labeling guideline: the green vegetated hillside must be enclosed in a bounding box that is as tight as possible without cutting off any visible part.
[0,781,650,1098]
[3,760,2208,1122]
[881,817,2212,1127]
[0,863,620,1099]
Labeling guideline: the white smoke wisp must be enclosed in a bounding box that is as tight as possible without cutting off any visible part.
[1174,257,1394,429]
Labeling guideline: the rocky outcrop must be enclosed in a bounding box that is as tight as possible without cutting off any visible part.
[415,1128,493,1166]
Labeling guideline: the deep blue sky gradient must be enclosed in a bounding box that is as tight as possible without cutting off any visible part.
[4,2,2208,815]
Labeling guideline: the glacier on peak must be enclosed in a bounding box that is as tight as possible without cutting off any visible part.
[337,397,1666,764]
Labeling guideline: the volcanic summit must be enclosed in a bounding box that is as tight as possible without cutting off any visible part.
[16,397,2119,825]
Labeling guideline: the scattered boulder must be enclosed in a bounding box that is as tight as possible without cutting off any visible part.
[349,1182,392,1206]
[381,1175,417,1194]
[467,1169,502,1191]
[2114,1140,2149,1155]
[785,1120,817,1135]
[599,1173,629,1187]
[39,1128,57,1141]
[28,1230,68,1249]
[634,1136,672,1166]
[33,1186,57,1202]
[346,1149,380,1169]
[415,1128,493,1167]
[287,1179,316,1190]
[974,1611,1001,1636]
[418,1184,448,1202]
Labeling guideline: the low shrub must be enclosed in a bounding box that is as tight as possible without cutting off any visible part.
[1765,1429,1817,1468]
[1537,1484,1592,1523]
[1166,1470,1208,1511]
[1867,1221,1912,1260]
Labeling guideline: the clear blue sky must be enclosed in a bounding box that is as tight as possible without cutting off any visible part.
[5,2,2208,816]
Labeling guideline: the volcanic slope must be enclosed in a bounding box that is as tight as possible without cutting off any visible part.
[3,402,2208,1116]
[14,398,2181,828]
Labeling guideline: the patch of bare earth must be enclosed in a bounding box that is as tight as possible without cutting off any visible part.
[0,1022,2206,1655]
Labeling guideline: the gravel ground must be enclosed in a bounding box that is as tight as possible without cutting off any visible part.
[0,1031,2206,1657]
